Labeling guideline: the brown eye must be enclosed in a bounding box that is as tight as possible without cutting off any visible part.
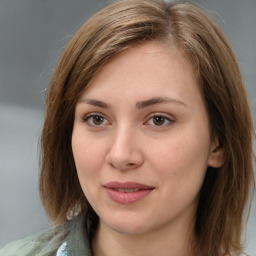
[84,114,109,126]
[152,116,166,126]
[92,115,104,125]
[146,114,174,127]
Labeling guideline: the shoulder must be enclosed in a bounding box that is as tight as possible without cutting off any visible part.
[0,229,58,256]
[0,214,91,256]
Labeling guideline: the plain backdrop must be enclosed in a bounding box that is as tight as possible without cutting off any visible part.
[0,0,255,254]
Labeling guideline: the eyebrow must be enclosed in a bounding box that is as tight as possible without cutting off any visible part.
[136,97,186,109]
[78,98,110,108]
[78,97,186,109]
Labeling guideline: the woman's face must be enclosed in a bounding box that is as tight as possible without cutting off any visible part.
[72,41,221,237]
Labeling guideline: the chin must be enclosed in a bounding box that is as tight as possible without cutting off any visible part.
[110,223,148,236]
[101,213,150,236]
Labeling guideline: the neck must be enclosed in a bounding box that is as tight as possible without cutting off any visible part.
[92,217,195,256]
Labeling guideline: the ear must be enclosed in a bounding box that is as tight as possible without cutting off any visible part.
[207,139,225,168]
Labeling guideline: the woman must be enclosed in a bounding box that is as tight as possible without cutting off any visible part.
[1,0,254,255]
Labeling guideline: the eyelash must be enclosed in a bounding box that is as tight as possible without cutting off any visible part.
[145,114,174,127]
[82,113,174,127]
[82,113,110,127]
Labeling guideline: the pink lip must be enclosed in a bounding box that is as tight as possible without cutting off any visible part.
[104,182,154,205]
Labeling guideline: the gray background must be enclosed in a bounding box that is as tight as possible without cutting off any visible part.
[0,0,255,254]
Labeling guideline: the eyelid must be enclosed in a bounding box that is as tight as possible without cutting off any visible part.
[82,112,111,127]
[81,111,174,128]
[145,112,175,126]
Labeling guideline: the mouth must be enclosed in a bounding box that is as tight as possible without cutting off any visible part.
[112,188,140,192]
[104,182,154,205]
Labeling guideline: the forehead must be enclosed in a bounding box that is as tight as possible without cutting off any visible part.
[98,41,191,78]
[81,41,200,106]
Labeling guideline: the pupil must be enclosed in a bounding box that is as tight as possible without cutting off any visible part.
[153,116,164,125]
[93,116,103,124]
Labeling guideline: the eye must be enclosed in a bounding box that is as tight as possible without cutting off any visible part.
[83,113,110,127]
[146,114,174,127]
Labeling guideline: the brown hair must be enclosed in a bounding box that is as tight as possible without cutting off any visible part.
[40,0,255,255]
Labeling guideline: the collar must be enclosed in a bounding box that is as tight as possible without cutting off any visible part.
[66,214,92,256]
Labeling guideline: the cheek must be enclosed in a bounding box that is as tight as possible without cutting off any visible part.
[147,126,210,191]
[72,134,106,185]
[72,135,107,207]
[149,135,209,172]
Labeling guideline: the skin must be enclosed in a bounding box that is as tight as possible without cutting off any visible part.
[72,41,223,256]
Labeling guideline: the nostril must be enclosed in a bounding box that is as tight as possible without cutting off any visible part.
[106,147,144,170]
[127,163,136,167]
[109,162,136,170]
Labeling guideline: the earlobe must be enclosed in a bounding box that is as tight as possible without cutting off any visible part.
[208,142,225,168]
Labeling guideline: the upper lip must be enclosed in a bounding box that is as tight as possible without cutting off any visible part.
[104,181,154,190]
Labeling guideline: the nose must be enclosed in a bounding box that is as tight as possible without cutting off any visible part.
[106,126,144,171]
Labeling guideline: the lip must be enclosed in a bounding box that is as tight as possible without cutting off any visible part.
[104,181,154,205]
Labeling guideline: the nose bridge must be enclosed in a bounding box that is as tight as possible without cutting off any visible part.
[106,122,143,169]
[111,122,136,159]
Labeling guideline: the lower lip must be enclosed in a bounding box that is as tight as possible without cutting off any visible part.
[105,188,153,205]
